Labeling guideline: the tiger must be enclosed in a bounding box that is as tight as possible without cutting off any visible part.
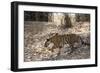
[44,33,84,55]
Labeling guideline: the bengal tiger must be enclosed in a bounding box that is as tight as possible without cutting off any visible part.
[44,33,85,56]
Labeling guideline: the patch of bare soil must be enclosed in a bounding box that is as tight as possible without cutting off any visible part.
[24,21,90,62]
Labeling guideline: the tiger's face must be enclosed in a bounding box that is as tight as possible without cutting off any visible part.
[44,39,51,47]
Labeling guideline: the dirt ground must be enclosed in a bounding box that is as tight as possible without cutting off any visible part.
[24,21,90,62]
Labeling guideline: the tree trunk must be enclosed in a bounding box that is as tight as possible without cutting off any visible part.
[51,13,73,28]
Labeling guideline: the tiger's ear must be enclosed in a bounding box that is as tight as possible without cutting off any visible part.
[47,39,50,41]
[55,33,58,35]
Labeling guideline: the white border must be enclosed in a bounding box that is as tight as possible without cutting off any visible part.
[18,5,95,68]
